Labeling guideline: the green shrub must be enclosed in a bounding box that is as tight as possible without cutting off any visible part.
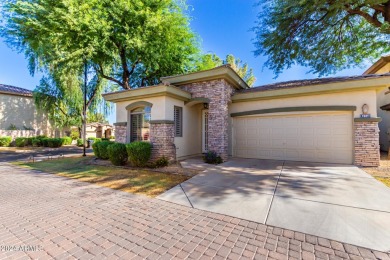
[61,136,72,145]
[32,138,41,147]
[0,136,12,147]
[26,137,34,146]
[42,138,49,147]
[108,143,128,166]
[153,156,169,168]
[203,151,223,164]
[77,138,83,147]
[70,129,79,140]
[92,141,100,158]
[126,142,152,167]
[47,138,62,148]
[15,137,28,147]
[96,141,114,159]
[110,136,115,139]
[102,138,110,142]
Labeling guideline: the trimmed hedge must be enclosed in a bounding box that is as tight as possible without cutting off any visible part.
[96,141,114,159]
[61,136,72,145]
[0,136,12,147]
[46,138,63,148]
[92,141,100,158]
[126,142,152,167]
[15,137,28,147]
[108,143,128,166]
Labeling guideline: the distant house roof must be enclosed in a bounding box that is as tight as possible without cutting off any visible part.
[238,73,390,94]
[363,54,390,75]
[0,84,33,97]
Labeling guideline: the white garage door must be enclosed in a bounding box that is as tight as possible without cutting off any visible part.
[233,112,353,164]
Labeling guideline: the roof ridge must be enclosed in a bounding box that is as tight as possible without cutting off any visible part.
[241,73,390,93]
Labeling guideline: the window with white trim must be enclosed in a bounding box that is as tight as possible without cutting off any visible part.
[174,106,183,137]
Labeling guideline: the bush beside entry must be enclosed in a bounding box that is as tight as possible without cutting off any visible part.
[108,143,128,166]
[203,151,223,164]
[126,142,152,167]
[93,141,114,159]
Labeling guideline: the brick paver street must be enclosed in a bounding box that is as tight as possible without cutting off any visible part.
[0,163,389,260]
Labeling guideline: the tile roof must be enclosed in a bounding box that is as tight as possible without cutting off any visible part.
[0,84,33,96]
[238,73,390,93]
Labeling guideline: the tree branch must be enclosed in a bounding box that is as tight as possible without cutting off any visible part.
[119,47,130,89]
[345,6,383,28]
[96,64,123,87]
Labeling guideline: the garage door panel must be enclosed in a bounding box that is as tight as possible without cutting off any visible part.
[233,112,353,164]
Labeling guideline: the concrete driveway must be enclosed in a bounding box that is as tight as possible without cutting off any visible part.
[157,158,390,252]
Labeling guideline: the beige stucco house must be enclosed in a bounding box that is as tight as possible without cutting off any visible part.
[82,123,114,139]
[363,55,390,153]
[0,84,55,137]
[103,61,390,167]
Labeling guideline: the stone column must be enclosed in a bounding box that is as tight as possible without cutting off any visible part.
[150,121,176,162]
[180,79,234,161]
[113,122,127,144]
[354,118,380,167]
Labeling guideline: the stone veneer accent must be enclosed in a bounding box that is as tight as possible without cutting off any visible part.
[113,122,127,144]
[354,120,380,167]
[150,122,176,162]
[180,79,235,160]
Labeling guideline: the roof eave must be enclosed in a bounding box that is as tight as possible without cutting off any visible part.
[161,66,249,90]
[102,85,191,103]
[0,91,33,97]
[363,56,390,75]
[232,76,390,102]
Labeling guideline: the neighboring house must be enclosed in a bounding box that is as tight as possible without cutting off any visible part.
[363,55,390,153]
[103,63,390,167]
[0,84,55,137]
[83,123,114,139]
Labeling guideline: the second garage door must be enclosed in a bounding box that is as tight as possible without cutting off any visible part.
[233,112,353,164]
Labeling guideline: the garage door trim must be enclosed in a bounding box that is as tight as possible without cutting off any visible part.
[232,111,354,164]
[231,105,356,117]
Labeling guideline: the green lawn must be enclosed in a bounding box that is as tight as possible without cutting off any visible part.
[14,157,189,197]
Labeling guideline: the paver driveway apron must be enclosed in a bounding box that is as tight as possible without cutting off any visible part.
[157,158,390,252]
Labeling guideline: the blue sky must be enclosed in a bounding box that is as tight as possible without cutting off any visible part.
[0,0,371,123]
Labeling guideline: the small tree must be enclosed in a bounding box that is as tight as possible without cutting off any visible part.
[193,54,256,87]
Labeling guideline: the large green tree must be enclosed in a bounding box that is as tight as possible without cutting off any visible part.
[193,53,256,86]
[2,0,198,90]
[253,0,390,76]
[1,0,199,129]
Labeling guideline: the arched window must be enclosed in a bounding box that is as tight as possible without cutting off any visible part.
[130,106,151,142]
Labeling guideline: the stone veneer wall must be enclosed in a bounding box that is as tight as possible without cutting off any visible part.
[114,123,127,144]
[180,79,235,160]
[354,120,380,167]
[150,122,176,162]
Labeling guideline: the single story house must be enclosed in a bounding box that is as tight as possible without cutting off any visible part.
[77,123,114,139]
[103,60,390,167]
[0,84,56,138]
[363,55,390,153]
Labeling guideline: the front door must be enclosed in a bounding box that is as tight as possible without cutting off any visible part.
[202,110,209,153]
